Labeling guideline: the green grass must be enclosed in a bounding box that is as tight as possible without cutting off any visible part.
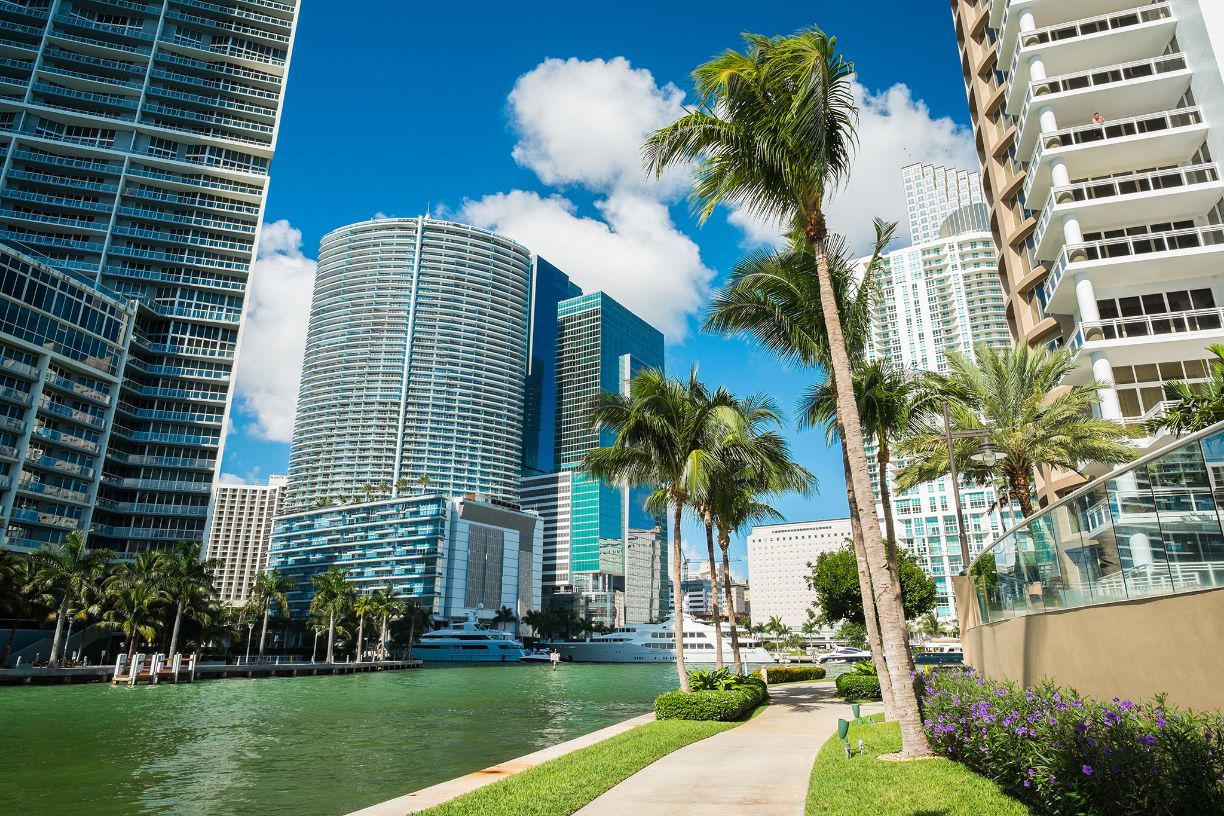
[417,718,739,816]
[806,720,1033,816]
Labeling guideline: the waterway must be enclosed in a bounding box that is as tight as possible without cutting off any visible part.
[0,663,691,816]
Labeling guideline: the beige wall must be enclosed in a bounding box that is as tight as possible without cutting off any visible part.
[961,586,1224,712]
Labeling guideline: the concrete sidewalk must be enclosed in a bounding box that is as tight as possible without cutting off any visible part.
[575,682,882,816]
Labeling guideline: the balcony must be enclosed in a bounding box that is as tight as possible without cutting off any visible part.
[1040,224,1224,315]
[24,452,93,479]
[101,265,246,293]
[0,384,32,406]
[102,477,211,492]
[39,400,104,428]
[1015,53,1192,155]
[32,425,99,453]
[1031,163,1224,259]
[1025,107,1208,203]
[18,478,89,504]
[997,0,1150,66]
[1068,307,1224,373]
[1006,3,1175,109]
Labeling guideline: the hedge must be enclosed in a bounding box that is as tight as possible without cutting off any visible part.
[835,672,882,700]
[655,677,767,722]
[759,665,826,683]
[919,667,1224,815]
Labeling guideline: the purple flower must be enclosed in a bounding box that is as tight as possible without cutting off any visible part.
[1140,735,1157,747]
[1023,780,1031,788]
[1120,699,1134,711]
[1027,768,1036,778]
[1082,764,1094,776]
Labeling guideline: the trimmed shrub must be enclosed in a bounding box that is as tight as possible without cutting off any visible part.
[655,677,767,722]
[835,672,882,700]
[919,667,1224,815]
[760,665,826,683]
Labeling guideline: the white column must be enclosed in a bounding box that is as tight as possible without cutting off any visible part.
[1091,352,1124,421]
[1039,105,1059,137]
[1062,214,1084,246]
[1050,159,1071,189]
[1074,275,1099,323]
[1019,10,1037,33]
[1028,55,1047,83]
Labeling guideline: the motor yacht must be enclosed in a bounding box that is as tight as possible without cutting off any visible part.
[543,616,775,664]
[816,646,873,664]
[413,615,528,662]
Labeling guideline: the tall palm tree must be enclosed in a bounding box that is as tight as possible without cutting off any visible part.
[397,601,431,661]
[417,474,431,493]
[31,532,112,667]
[582,367,736,693]
[896,344,1139,518]
[352,593,376,663]
[310,567,354,663]
[250,569,296,657]
[492,605,517,633]
[161,541,219,658]
[369,585,405,660]
[100,553,169,664]
[917,612,946,640]
[1150,343,1224,436]
[648,29,929,752]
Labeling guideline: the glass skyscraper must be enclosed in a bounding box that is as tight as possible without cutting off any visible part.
[286,217,539,510]
[0,1,299,553]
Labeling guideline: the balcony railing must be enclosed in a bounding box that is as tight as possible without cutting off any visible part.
[1018,52,1188,128]
[970,420,1224,624]
[1040,223,1224,309]
[1079,306,1224,343]
[1025,107,1205,199]
[1032,162,1221,251]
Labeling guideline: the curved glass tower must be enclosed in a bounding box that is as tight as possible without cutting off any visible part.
[287,218,534,509]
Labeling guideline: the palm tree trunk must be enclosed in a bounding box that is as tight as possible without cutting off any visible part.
[878,438,898,568]
[670,497,690,693]
[63,614,75,664]
[842,442,896,719]
[379,614,388,660]
[311,628,319,662]
[169,597,185,657]
[259,603,270,657]
[4,619,16,667]
[810,228,930,757]
[407,619,416,662]
[717,523,743,675]
[356,616,365,663]
[703,511,724,670]
[48,595,68,667]
[1011,470,1036,518]
[326,611,336,664]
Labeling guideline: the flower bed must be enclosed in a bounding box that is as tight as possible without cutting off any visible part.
[919,667,1224,815]
[655,674,768,721]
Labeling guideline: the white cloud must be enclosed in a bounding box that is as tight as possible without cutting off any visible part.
[218,468,263,486]
[727,80,978,254]
[232,219,316,442]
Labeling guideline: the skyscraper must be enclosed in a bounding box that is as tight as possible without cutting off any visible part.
[286,218,537,509]
[951,0,1224,496]
[523,258,581,478]
[746,518,852,629]
[903,163,985,245]
[205,474,285,607]
[0,2,300,553]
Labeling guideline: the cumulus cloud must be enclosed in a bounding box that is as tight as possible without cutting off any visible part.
[232,219,316,442]
[218,469,263,486]
[728,81,978,254]
[463,56,712,339]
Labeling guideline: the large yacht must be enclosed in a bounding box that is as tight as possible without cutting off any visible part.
[414,616,528,663]
[544,616,776,664]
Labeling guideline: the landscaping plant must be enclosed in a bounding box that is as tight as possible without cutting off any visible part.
[835,660,882,701]
[656,671,768,721]
[919,667,1224,815]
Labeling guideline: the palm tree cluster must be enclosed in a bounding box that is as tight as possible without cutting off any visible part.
[303,567,425,663]
[521,608,602,641]
[647,27,1140,757]
[310,474,435,509]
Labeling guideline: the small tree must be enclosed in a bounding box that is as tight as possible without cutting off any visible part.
[806,545,936,629]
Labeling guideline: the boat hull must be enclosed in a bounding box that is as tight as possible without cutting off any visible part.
[414,647,529,662]
[545,641,776,664]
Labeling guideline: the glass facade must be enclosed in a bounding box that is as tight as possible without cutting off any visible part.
[0,1,299,553]
[973,422,1224,623]
[287,218,536,509]
[522,256,579,477]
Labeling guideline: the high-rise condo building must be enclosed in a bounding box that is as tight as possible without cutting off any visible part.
[286,218,538,510]
[205,474,285,606]
[951,0,1224,495]
[865,167,1017,618]
[0,1,300,554]
[746,518,852,629]
[903,162,987,244]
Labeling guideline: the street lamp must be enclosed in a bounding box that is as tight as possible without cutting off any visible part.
[941,404,997,575]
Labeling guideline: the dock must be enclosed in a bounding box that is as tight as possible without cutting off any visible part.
[0,656,423,686]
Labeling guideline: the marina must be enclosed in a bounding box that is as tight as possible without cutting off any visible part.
[545,616,775,664]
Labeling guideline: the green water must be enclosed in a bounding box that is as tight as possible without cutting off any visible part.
[0,663,684,816]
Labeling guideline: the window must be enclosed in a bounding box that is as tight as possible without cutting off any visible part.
[147,137,178,159]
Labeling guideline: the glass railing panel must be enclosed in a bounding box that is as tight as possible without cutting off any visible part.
[987,532,1022,620]
[1146,433,1224,592]
[1105,466,1177,599]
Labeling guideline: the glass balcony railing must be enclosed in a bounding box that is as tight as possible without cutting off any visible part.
[971,421,1224,624]
[1078,306,1224,344]
[1018,53,1188,132]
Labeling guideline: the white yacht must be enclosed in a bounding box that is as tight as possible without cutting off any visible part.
[543,616,775,664]
[414,616,528,663]
[816,646,873,664]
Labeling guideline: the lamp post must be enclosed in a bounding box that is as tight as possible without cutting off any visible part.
[941,403,1002,574]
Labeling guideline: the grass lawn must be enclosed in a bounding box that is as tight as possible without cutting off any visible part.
[417,717,740,816]
[806,720,1033,816]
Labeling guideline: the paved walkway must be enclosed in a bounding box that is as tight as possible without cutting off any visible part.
[575,682,882,816]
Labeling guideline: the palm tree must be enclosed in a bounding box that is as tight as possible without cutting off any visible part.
[492,605,517,633]
[896,344,1140,518]
[100,553,169,664]
[352,593,376,663]
[917,612,945,640]
[395,601,431,661]
[417,474,431,493]
[161,541,219,658]
[394,477,409,496]
[582,367,736,693]
[250,569,296,657]
[647,29,929,753]
[367,585,404,660]
[0,551,43,666]
[1151,344,1224,436]
[309,566,354,664]
[31,532,113,667]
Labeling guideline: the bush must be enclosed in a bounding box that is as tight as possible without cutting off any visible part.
[689,667,758,691]
[655,676,767,721]
[918,667,1224,815]
[835,672,882,700]
[758,665,826,683]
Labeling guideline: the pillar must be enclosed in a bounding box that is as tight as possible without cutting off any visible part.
[1039,105,1059,138]
[1028,55,1047,83]
[1050,159,1071,189]
[1091,352,1124,421]
[1019,10,1037,33]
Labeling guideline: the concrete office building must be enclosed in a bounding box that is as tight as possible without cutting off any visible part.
[0,1,299,553]
[746,518,853,629]
[864,165,1019,619]
[269,493,542,624]
[286,218,538,509]
[205,474,285,606]
[951,0,1224,496]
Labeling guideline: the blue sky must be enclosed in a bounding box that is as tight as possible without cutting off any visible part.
[222,2,979,573]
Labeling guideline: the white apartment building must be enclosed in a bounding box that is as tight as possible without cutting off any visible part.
[953,0,1224,490]
[206,476,287,607]
[746,518,852,629]
[904,162,987,244]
